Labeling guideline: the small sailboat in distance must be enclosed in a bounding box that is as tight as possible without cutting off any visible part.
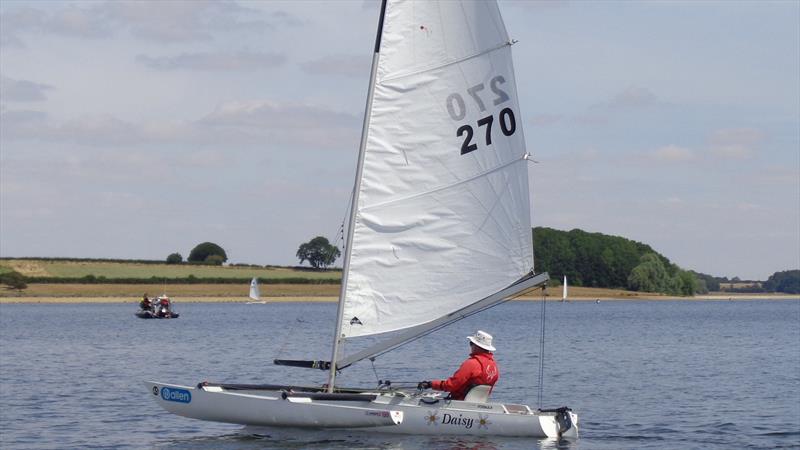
[562,275,568,302]
[246,277,266,304]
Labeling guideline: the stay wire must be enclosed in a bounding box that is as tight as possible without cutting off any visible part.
[537,285,547,409]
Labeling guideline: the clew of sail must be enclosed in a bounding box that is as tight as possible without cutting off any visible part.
[340,0,533,339]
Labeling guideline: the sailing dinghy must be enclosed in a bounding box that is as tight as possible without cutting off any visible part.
[146,0,577,439]
[246,277,266,304]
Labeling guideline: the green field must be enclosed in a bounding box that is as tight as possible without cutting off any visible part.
[0,259,341,281]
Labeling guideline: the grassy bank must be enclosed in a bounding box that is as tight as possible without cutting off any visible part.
[0,259,340,280]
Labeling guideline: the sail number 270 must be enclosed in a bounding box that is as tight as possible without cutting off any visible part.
[446,75,517,155]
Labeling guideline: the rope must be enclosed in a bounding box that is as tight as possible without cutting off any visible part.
[537,285,547,408]
[274,301,311,360]
[370,359,381,385]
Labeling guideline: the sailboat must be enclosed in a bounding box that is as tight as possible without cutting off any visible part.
[562,276,568,302]
[246,277,266,304]
[146,0,577,439]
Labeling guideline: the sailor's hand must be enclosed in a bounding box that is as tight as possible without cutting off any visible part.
[417,381,432,390]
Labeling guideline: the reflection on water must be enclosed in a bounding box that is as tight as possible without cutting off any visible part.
[1,300,798,449]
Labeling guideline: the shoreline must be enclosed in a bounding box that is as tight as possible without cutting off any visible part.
[1,294,796,304]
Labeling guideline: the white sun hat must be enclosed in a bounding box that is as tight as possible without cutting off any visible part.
[467,330,496,352]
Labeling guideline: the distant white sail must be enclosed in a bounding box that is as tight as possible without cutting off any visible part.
[340,0,533,338]
[563,275,568,301]
[249,277,260,301]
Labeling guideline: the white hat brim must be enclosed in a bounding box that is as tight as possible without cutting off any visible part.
[467,336,496,352]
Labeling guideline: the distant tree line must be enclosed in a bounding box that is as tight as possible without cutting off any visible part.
[763,270,800,294]
[534,227,696,296]
[533,227,800,296]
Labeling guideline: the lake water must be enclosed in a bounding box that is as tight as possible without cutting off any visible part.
[1,300,798,449]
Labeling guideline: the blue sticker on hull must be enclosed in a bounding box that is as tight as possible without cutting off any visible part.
[161,387,191,403]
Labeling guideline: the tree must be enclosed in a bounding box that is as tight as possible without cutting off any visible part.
[166,253,183,264]
[188,242,228,264]
[675,270,697,296]
[763,270,800,294]
[627,253,670,293]
[296,236,341,269]
[0,271,27,292]
[205,254,225,266]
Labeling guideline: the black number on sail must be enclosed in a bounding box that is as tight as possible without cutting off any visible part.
[458,125,478,155]
[477,115,494,145]
[499,108,516,136]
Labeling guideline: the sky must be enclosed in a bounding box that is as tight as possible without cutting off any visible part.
[1,0,798,281]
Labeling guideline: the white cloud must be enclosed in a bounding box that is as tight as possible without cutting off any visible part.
[736,202,761,211]
[529,113,563,127]
[199,100,358,130]
[137,51,287,71]
[651,145,695,162]
[0,7,46,48]
[603,86,659,109]
[0,1,295,45]
[48,5,112,38]
[1,100,360,150]
[299,55,371,78]
[708,128,763,160]
[0,77,54,102]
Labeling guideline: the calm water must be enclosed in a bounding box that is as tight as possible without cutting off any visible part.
[1,300,798,449]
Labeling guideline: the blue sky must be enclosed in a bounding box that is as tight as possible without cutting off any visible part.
[1,0,798,280]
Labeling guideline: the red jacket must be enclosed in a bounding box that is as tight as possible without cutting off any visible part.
[431,351,499,400]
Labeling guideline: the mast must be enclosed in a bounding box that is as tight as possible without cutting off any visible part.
[327,0,387,393]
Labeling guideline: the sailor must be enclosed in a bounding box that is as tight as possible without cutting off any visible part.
[158,296,171,317]
[140,293,151,311]
[418,330,499,400]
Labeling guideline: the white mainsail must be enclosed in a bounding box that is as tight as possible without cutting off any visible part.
[338,0,533,340]
[563,275,567,301]
[249,277,260,302]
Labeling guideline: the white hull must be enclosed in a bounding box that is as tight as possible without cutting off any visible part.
[146,381,577,439]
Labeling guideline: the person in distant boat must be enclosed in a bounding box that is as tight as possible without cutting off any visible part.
[418,330,499,400]
[140,293,152,311]
[157,296,172,318]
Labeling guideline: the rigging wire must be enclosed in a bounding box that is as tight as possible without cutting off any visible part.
[333,185,356,253]
[369,359,381,385]
[537,285,547,409]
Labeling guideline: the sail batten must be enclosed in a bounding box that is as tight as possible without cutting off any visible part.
[378,41,512,84]
[360,154,527,213]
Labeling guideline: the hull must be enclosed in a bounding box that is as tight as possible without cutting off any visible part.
[135,311,179,319]
[145,381,577,438]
